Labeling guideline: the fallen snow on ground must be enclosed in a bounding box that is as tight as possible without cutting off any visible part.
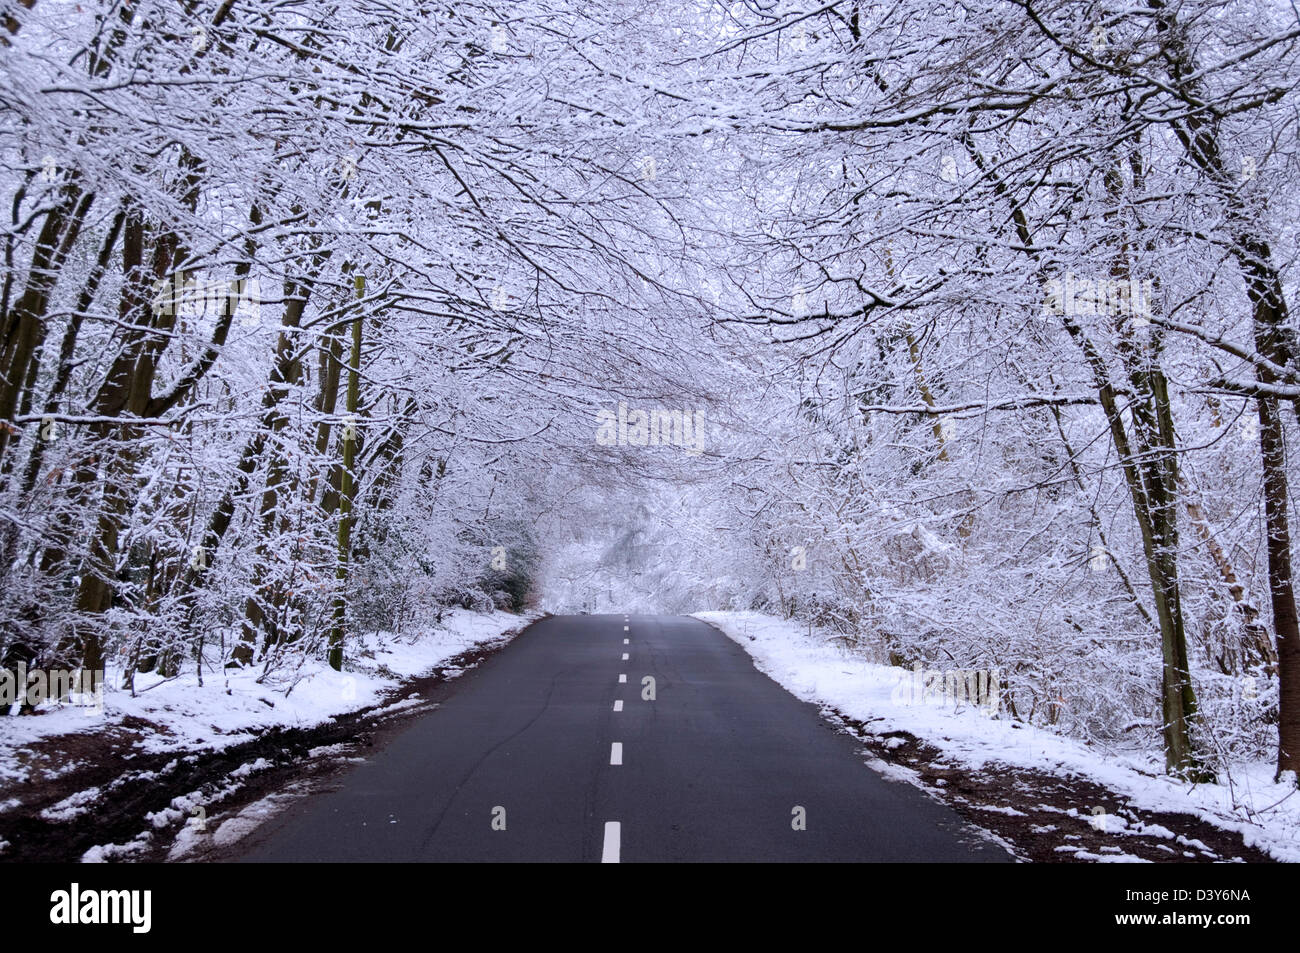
[694,610,1300,863]
[0,608,533,785]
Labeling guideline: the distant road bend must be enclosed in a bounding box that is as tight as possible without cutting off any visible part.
[237,614,1009,862]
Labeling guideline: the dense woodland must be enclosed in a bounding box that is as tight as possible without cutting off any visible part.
[1,0,1298,785]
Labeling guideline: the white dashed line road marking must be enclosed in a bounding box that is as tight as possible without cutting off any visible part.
[623,638,629,644]
[613,700,623,711]
[622,653,629,660]
[618,673,626,683]
[623,626,629,631]
[610,742,623,765]
[602,822,620,863]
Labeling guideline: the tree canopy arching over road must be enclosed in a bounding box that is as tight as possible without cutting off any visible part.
[1,0,1298,804]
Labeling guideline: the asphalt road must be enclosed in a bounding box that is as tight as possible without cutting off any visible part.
[236,614,1009,862]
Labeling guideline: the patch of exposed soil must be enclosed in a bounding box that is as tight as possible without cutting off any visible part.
[822,708,1276,863]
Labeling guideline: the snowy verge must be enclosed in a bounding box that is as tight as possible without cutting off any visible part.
[0,608,538,789]
[693,610,1300,863]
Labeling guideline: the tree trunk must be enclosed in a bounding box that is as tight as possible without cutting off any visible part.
[328,275,364,672]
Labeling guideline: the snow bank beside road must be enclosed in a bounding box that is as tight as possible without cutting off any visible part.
[694,610,1300,863]
[0,608,535,786]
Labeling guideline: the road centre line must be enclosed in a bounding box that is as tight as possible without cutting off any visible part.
[602,822,620,863]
